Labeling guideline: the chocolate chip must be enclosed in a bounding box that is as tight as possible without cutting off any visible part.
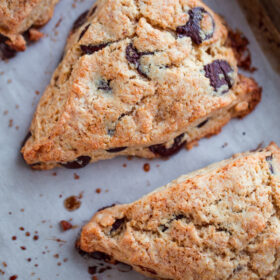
[266,155,274,174]
[233,265,243,273]
[160,225,169,232]
[110,218,125,233]
[97,79,112,91]
[106,147,127,153]
[138,266,157,275]
[80,43,109,55]
[126,44,141,65]
[97,204,116,212]
[78,24,90,41]
[266,155,273,161]
[125,44,153,78]
[204,60,234,94]
[176,7,215,44]
[61,156,91,169]
[175,214,185,220]
[197,119,209,128]
[149,133,186,157]
[88,6,97,17]
[0,33,17,60]
[21,132,32,148]
[90,251,111,262]
[72,10,89,32]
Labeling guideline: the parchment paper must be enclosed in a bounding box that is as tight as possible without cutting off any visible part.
[0,0,279,279]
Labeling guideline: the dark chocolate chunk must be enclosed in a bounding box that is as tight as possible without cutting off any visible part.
[80,43,109,55]
[266,155,274,174]
[266,155,273,161]
[176,7,215,44]
[106,147,127,153]
[78,24,90,41]
[204,60,234,94]
[125,44,154,78]
[97,204,116,212]
[197,119,209,128]
[149,133,186,157]
[233,265,243,273]
[88,266,97,275]
[97,79,112,91]
[90,251,111,262]
[126,44,141,66]
[160,225,169,232]
[110,218,126,233]
[175,214,185,220]
[88,6,97,17]
[138,266,157,275]
[61,156,91,169]
[0,33,17,60]
[21,132,32,148]
[72,10,89,32]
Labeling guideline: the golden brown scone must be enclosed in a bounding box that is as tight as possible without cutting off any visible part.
[21,0,262,170]
[78,143,280,280]
[0,0,59,57]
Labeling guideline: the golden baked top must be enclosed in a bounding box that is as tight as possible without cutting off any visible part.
[21,0,260,169]
[79,143,280,280]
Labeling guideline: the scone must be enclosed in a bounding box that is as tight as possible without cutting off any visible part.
[0,0,59,58]
[78,143,280,280]
[21,0,261,170]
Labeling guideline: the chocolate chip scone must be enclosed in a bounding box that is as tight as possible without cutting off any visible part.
[0,0,59,58]
[21,0,262,170]
[78,143,280,280]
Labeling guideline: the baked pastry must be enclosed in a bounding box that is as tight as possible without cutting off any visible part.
[0,0,59,58]
[21,0,261,170]
[78,143,280,280]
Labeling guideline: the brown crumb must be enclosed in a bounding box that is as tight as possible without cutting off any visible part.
[2,262,7,268]
[7,79,12,84]
[73,173,80,180]
[33,235,39,241]
[96,188,101,194]
[64,195,81,212]
[52,172,57,176]
[222,142,228,148]
[127,156,133,160]
[92,276,98,280]
[9,276,18,280]
[228,29,257,72]
[15,104,19,109]
[27,258,32,262]
[57,262,61,266]
[3,110,8,115]
[25,232,30,237]
[55,18,63,29]
[63,258,68,262]
[20,208,24,212]
[8,119,13,127]
[28,29,44,41]
[20,246,26,250]
[12,236,17,241]
[143,163,150,172]
[15,126,19,130]
[53,254,59,259]
[60,220,73,231]
[122,163,127,168]
[35,90,40,95]
[19,227,24,231]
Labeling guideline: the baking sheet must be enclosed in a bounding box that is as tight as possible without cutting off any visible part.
[0,0,280,279]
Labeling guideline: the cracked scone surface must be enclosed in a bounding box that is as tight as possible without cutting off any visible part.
[0,0,59,54]
[21,0,261,170]
[79,143,280,280]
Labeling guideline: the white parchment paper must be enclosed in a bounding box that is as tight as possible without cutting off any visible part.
[0,0,279,279]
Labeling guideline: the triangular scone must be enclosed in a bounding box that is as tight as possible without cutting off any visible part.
[0,0,59,57]
[21,0,261,170]
[78,143,280,280]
